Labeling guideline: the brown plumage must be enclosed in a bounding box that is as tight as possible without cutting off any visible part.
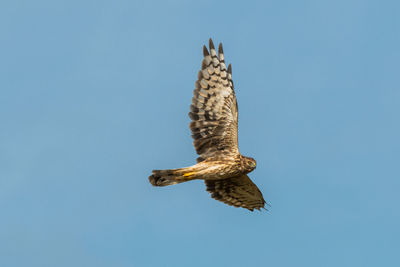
[149,39,266,211]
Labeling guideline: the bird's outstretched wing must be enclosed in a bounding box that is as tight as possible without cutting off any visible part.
[205,175,266,211]
[189,39,239,162]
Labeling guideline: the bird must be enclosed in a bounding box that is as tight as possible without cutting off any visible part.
[149,39,266,211]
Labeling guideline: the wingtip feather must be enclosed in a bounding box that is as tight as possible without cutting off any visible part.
[218,43,223,54]
[209,38,215,50]
[203,45,209,56]
[227,64,232,74]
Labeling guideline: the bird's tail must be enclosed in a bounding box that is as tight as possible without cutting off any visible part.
[149,167,197,187]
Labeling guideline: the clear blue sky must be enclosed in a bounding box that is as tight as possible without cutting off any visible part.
[1,1,399,266]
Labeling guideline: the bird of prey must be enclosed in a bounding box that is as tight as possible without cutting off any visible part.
[149,39,266,211]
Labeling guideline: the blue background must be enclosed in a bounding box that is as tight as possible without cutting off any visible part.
[1,1,399,266]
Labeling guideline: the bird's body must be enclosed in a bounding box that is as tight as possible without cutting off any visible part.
[149,39,266,211]
[150,155,255,184]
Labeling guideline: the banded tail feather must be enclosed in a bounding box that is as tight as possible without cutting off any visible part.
[149,167,196,187]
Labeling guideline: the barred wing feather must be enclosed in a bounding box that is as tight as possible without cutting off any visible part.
[189,39,239,162]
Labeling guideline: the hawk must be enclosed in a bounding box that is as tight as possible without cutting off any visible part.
[149,39,266,211]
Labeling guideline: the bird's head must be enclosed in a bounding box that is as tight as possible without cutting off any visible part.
[244,156,257,172]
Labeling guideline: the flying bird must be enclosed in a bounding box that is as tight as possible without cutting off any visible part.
[149,39,266,211]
